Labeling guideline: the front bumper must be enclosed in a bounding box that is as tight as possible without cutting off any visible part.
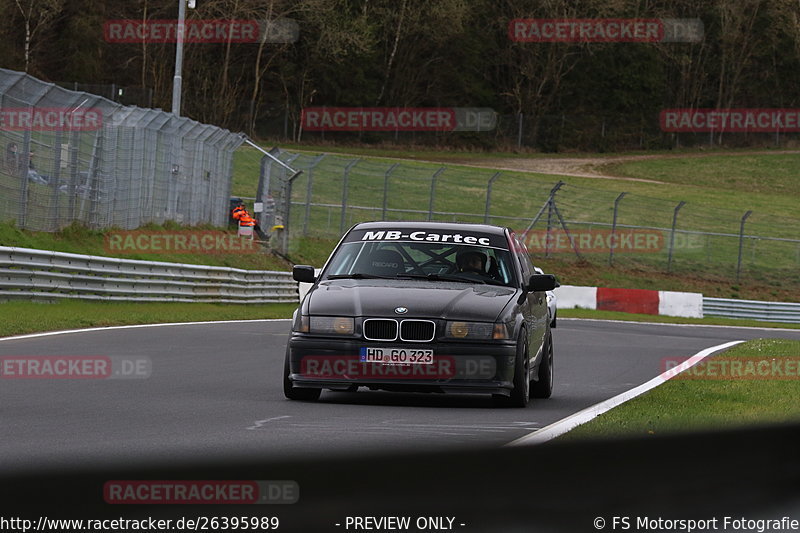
[287,335,517,396]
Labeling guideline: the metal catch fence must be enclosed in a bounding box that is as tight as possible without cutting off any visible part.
[260,149,800,287]
[0,68,244,232]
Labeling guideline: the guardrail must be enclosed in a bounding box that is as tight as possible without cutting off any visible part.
[703,297,800,324]
[3,246,797,320]
[0,246,299,304]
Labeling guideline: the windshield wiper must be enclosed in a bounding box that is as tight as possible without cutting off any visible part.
[400,273,511,287]
[327,273,393,280]
[395,273,484,284]
[478,278,509,287]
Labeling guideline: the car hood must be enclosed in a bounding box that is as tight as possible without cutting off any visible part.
[307,280,517,322]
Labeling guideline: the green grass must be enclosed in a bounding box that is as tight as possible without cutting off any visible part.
[599,153,800,222]
[0,220,290,271]
[559,308,800,329]
[263,149,800,231]
[232,145,266,200]
[278,141,790,162]
[231,144,800,296]
[560,339,800,440]
[0,300,296,338]
[602,154,800,196]
[273,143,800,221]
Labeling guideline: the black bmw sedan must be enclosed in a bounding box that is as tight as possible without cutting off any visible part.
[285,221,557,407]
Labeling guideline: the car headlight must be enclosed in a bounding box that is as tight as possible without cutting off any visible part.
[295,316,355,335]
[293,314,309,333]
[446,321,509,340]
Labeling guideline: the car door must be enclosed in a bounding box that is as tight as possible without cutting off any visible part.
[508,233,533,354]
[511,233,547,359]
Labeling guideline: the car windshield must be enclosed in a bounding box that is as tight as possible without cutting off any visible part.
[322,240,518,287]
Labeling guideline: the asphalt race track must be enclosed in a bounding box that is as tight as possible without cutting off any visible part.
[2,318,800,473]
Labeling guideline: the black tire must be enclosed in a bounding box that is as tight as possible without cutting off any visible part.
[531,331,554,399]
[283,348,321,401]
[493,333,530,408]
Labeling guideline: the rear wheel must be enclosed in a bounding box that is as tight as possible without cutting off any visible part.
[493,334,530,408]
[531,331,554,399]
[283,348,321,401]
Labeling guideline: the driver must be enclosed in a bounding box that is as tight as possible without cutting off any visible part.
[456,250,487,274]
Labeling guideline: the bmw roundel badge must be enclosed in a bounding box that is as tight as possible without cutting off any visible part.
[395,306,408,314]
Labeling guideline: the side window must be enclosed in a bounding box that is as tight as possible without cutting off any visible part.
[509,234,530,284]
[518,238,536,277]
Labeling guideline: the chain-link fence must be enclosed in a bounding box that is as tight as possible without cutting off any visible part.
[0,68,244,232]
[261,149,800,286]
[55,81,154,108]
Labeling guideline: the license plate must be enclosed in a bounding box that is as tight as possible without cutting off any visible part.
[360,347,434,364]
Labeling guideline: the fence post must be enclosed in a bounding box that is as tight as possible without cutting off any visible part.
[68,129,80,220]
[544,182,565,258]
[382,163,399,221]
[340,158,360,232]
[18,129,32,229]
[484,172,501,224]
[303,154,326,235]
[278,152,302,254]
[523,181,564,235]
[667,200,686,272]
[257,154,275,230]
[51,128,63,230]
[427,167,446,221]
[545,194,555,258]
[283,170,304,255]
[87,132,103,229]
[608,192,627,266]
[517,113,523,148]
[737,210,753,281]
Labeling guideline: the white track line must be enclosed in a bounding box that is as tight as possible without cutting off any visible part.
[0,319,292,343]
[506,339,745,446]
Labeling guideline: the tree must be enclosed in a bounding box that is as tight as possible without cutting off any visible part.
[13,0,65,74]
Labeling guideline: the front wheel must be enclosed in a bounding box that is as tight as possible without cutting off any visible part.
[493,334,530,408]
[531,331,553,399]
[283,348,321,401]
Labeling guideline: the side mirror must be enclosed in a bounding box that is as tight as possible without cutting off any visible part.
[527,274,557,292]
[293,265,316,283]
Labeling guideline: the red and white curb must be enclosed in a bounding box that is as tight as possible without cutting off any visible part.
[555,285,703,318]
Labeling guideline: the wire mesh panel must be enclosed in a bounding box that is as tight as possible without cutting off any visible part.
[0,68,244,232]
[259,148,799,287]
